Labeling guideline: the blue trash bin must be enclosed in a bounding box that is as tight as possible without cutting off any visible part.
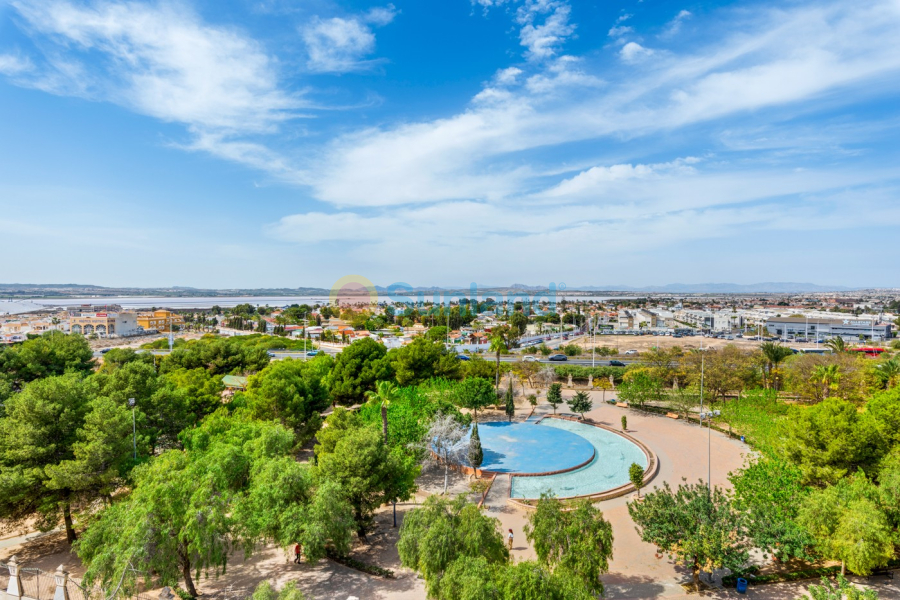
[736,578,748,594]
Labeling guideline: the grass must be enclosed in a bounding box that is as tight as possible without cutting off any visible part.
[716,389,797,456]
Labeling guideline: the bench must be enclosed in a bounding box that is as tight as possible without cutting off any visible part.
[666,412,680,419]
[615,402,628,408]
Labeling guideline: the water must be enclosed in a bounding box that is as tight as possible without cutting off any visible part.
[510,419,648,499]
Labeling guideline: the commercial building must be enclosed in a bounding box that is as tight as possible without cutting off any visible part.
[70,312,139,337]
[765,317,893,342]
[137,310,185,332]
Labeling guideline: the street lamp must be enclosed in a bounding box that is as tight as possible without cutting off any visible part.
[127,397,137,461]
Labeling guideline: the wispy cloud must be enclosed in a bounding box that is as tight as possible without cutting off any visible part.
[301,5,397,73]
[0,53,32,75]
[661,10,692,38]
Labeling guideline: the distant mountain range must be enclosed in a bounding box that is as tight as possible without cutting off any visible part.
[0,281,866,297]
[572,282,856,293]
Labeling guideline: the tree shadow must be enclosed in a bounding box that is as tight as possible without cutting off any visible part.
[603,573,668,599]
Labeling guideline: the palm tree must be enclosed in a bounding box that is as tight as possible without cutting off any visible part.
[876,357,900,389]
[825,337,847,354]
[760,342,793,390]
[812,364,841,399]
[365,380,399,442]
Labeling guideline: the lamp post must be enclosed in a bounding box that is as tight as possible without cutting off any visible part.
[128,397,136,461]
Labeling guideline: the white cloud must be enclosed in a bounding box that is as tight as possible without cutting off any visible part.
[619,41,654,62]
[10,0,298,133]
[301,5,396,73]
[516,0,575,61]
[608,25,634,39]
[0,53,32,75]
[661,10,692,37]
[305,0,900,208]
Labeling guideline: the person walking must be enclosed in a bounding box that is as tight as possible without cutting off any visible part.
[293,543,302,564]
[507,529,514,551]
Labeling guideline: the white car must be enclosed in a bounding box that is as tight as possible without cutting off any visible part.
[623,349,639,355]
[523,355,541,362]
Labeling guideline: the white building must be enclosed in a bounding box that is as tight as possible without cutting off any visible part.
[765,316,892,342]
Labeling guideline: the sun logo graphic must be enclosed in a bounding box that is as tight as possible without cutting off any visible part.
[329,275,379,308]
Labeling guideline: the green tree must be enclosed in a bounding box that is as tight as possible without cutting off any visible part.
[0,374,93,543]
[327,337,394,405]
[781,398,885,486]
[160,336,270,376]
[628,480,750,590]
[98,348,155,372]
[244,358,330,434]
[315,423,419,538]
[398,495,508,598]
[251,581,307,600]
[629,463,644,497]
[508,312,528,337]
[391,337,461,386]
[524,495,614,597]
[621,415,627,431]
[616,371,664,409]
[825,337,848,354]
[468,423,484,474]
[489,333,508,390]
[728,457,813,561]
[504,379,515,421]
[75,412,351,598]
[454,377,496,422]
[875,357,900,389]
[812,364,842,399]
[567,391,592,419]
[426,326,450,341]
[798,473,894,576]
[805,574,879,600]
[0,331,95,387]
[365,380,399,442]
[546,383,562,414]
[759,342,794,390]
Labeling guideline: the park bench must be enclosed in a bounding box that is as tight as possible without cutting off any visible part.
[615,402,628,408]
[666,412,680,419]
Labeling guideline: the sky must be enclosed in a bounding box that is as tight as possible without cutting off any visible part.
[1,0,899,290]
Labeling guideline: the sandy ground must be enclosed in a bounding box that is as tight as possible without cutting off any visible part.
[4,391,897,600]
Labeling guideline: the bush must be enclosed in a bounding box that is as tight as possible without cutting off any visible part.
[552,365,626,383]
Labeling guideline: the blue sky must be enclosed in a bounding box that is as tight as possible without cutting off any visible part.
[1,0,899,289]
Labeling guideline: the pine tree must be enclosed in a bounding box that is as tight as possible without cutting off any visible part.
[505,379,515,422]
[468,422,484,475]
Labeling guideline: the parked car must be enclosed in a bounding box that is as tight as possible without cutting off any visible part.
[624,349,638,355]
[548,354,567,361]
[306,350,320,356]
[609,360,626,367]
[523,355,540,362]
[456,354,471,361]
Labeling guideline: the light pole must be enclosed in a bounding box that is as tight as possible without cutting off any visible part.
[128,397,137,461]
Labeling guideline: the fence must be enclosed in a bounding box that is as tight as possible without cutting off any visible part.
[2,556,156,600]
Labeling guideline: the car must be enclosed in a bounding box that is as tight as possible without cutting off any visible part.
[99,348,112,354]
[548,354,567,361]
[673,334,683,338]
[608,360,626,367]
[456,354,471,361]
[306,350,320,356]
[523,355,540,362]
[544,336,552,341]
[624,349,638,355]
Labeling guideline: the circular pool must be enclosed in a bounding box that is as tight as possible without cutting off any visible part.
[461,421,595,474]
[510,418,650,500]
